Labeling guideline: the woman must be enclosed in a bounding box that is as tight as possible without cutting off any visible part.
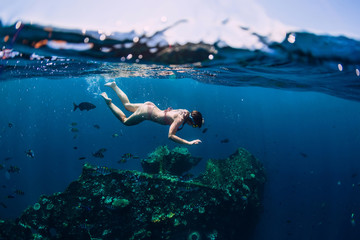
[101,82,203,145]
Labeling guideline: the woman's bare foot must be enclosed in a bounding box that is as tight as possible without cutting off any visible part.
[104,82,116,88]
[100,92,112,105]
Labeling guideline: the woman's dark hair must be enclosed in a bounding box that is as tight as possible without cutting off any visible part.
[190,110,203,128]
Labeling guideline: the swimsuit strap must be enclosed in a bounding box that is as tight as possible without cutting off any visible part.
[165,107,173,112]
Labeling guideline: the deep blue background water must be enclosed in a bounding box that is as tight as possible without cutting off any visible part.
[1,75,360,239]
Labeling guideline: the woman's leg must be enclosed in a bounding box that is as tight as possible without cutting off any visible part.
[104,82,140,112]
[100,92,147,126]
[100,92,127,122]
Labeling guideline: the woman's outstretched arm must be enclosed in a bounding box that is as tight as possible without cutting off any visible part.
[168,121,202,145]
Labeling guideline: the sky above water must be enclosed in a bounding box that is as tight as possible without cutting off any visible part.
[1,0,359,40]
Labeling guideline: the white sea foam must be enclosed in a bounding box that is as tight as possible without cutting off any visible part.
[0,0,294,50]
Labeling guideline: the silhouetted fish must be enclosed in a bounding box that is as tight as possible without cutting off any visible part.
[73,102,96,111]
[202,128,208,134]
[4,157,12,161]
[300,152,308,158]
[25,149,35,158]
[91,166,111,176]
[8,122,13,128]
[93,148,107,158]
[0,202,7,208]
[7,165,20,173]
[78,157,86,160]
[70,127,79,133]
[93,124,100,129]
[220,138,229,143]
[117,159,127,164]
[121,153,139,160]
[121,153,133,159]
[14,189,24,195]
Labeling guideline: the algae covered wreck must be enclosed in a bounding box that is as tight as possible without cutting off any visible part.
[0,146,266,240]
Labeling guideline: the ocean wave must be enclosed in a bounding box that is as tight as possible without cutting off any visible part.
[1,21,360,65]
[0,0,291,49]
[1,21,360,102]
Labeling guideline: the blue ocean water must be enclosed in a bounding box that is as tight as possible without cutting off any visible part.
[1,22,360,240]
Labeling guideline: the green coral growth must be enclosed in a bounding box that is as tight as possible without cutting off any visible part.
[112,198,130,208]
[0,146,266,240]
[198,148,266,200]
[141,146,201,176]
[33,203,41,211]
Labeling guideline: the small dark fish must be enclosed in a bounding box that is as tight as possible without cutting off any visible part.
[70,122,78,126]
[73,146,78,150]
[93,124,100,129]
[25,149,35,158]
[7,195,15,199]
[300,152,308,158]
[91,166,111,176]
[202,128,208,134]
[121,153,133,159]
[70,127,79,133]
[0,164,4,170]
[117,159,127,164]
[286,220,292,224]
[73,102,96,111]
[220,138,229,143]
[0,202,7,208]
[92,148,107,158]
[78,157,86,160]
[4,157,12,161]
[14,189,24,195]
[1,185,6,188]
[98,148,107,153]
[7,165,20,173]
[93,152,104,158]
[8,122,13,128]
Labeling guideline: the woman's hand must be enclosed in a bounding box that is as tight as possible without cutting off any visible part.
[189,139,202,145]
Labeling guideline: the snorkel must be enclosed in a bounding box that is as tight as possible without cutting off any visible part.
[188,114,198,128]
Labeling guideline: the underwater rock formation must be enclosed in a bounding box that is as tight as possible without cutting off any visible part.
[0,147,265,240]
[141,146,202,176]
